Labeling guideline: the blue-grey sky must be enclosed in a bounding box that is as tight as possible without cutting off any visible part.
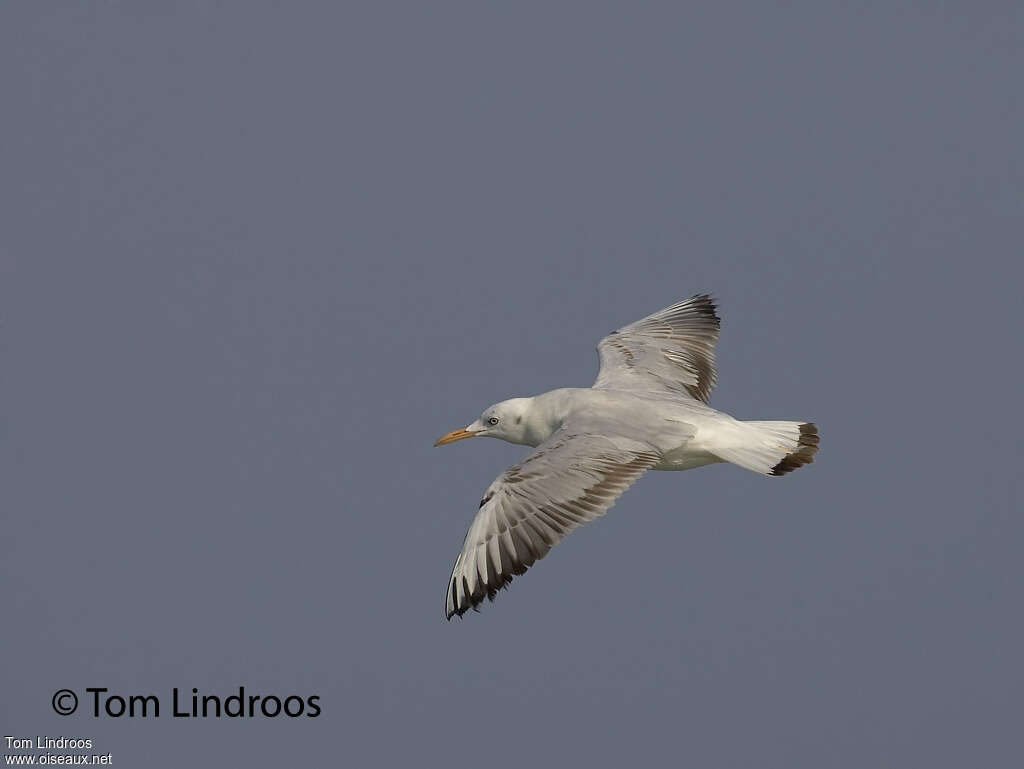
[2,3,1022,767]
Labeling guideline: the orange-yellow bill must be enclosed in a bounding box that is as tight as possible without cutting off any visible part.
[434,428,478,446]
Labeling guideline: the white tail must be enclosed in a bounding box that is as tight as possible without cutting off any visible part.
[711,420,820,476]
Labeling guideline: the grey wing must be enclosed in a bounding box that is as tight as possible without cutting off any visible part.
[593,294,721,402]
[445,429,662,619]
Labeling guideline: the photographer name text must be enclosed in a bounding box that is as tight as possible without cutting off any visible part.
[52,687,321,718]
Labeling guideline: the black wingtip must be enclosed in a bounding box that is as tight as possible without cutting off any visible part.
[445,574,516,621]
[691,293,721,329]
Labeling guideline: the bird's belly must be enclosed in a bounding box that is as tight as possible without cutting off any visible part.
[654,444,723,471]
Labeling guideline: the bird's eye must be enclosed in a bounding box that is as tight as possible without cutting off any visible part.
[487,417,499,426]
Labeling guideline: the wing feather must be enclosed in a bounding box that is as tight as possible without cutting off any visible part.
[444,429,661,619]
[593,294,721,402]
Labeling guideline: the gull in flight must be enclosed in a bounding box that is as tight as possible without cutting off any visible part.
[435,295,819,619]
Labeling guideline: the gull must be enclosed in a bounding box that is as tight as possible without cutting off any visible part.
[435,295,819,619]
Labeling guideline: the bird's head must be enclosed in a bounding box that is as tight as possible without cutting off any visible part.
[434,397,535,447]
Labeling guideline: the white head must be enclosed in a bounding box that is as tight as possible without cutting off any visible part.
[435,397,536,447]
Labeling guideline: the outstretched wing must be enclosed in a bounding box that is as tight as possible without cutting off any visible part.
[593,295,721,402]
[445,429,661,619]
